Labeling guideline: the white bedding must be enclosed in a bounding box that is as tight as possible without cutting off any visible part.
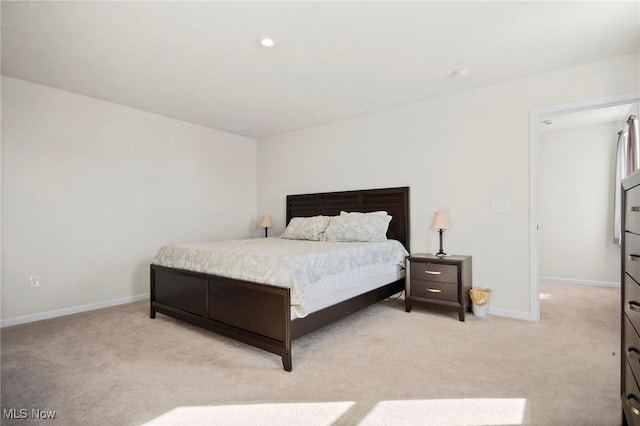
[296,261,404,319]
[152,237,408,317]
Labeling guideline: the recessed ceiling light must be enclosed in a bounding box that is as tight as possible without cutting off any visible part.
[259,36,275,48]
[450,67,470,78]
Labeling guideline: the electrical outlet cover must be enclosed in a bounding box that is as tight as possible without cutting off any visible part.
[29,275,41,288]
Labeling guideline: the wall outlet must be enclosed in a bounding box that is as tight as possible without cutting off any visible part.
[491,200,512,213]
[29,275,41,288]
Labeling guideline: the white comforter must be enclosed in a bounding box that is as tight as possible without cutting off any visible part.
[152,237,408,317]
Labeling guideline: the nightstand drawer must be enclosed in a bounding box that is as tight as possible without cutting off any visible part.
[410,280,457,302]
[410,262,458,284]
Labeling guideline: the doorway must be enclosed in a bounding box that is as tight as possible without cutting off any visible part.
[529,92,640,320]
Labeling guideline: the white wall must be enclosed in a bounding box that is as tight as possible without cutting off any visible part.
[257,53,640,319]
[1,76,257,321]
[540,122,622,285]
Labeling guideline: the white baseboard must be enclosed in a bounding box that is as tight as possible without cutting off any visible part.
[540,276,620,288]
[0,287,552,327]
[481,277,620,321]
[487,307,534,321]
[1,293,150,328]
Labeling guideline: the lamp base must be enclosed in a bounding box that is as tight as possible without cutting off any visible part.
[434,229,447,258]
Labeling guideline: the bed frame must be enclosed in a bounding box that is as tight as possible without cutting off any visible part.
[150,187,410,371]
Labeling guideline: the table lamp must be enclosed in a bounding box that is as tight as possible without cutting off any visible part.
[260,215,272,238]
[431,211,450,257]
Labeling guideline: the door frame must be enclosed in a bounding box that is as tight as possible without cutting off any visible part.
[529,91,640,321]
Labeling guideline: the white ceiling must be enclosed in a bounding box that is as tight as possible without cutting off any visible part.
[2,1,639,139]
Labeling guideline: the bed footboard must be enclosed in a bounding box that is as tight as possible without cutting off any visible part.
[150,265,293,371]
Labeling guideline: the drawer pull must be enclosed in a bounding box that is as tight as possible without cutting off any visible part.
[628,395,640,416]
[426,288,442,293]
[631,206,640,212]
[630,255,640,262]
[425,270,441,275]
[629,348,640,361]
[630,301,640,313]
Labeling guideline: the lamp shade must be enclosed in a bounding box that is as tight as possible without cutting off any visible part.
[431,211,449,230]
[260,215,273,228]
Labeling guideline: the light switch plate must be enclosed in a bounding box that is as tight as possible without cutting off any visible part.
[491,200,511,213]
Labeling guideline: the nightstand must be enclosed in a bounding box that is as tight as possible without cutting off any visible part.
[405,254,472,321]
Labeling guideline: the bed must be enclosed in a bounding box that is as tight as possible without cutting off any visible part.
[150,187,410,371]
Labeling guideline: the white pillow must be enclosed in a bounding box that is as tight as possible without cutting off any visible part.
[340,210,388,216]
[281,216,330,241]
[323,213,392,242]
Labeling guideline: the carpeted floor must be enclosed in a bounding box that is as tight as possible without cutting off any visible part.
[1,282,619,425]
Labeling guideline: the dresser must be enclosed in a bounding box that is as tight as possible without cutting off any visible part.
[405,254,472,321]
[622,171,640,426]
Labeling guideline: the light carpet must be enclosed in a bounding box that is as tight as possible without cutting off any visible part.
[1,282,619,425]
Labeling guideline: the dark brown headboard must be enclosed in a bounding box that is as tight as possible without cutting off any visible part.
[286,187,410,251]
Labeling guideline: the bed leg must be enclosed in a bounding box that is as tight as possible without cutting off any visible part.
[282,353,292,372]
[150,305,156,319]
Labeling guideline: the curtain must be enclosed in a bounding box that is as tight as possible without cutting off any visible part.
[615,115,639,244]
